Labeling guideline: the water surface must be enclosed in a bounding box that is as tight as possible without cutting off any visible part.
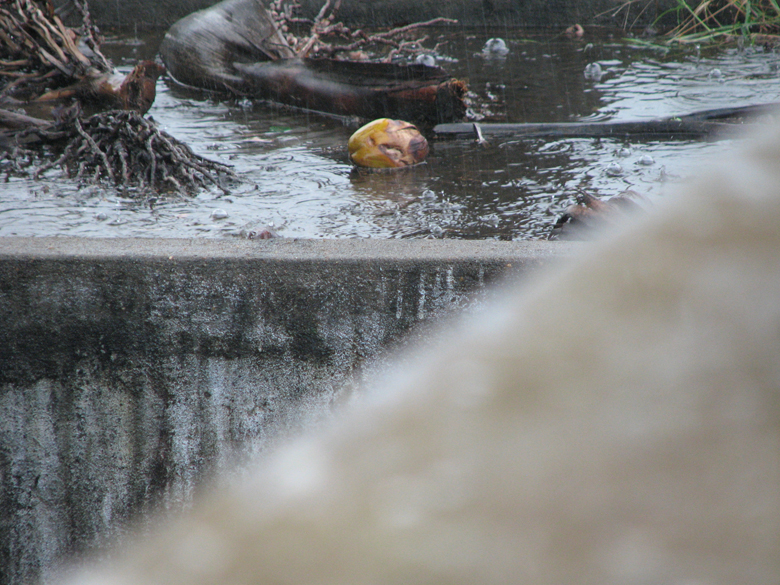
[2,28,778,240]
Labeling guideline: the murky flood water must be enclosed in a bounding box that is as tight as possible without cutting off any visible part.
[2,27,779,240]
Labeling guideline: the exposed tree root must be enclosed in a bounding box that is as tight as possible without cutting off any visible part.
[0,0,235,196]
[2,109,238,195]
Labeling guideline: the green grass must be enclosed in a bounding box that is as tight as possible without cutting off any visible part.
[614,0,780,44]
[666,0,780,42]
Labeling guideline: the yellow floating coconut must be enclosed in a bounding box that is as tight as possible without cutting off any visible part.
[348,118,429,168]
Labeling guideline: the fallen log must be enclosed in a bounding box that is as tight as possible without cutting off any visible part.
[158,0,294,93]
[232,58,466,125]
[159,0,467,125]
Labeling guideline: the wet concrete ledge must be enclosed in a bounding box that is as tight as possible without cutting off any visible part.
[0,236,574,585]
[82,0,677,30]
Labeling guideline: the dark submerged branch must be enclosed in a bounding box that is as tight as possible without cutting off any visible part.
[433,103,780,140]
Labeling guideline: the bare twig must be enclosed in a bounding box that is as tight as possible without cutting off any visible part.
[74,115,115,183]
[269,0,456,61]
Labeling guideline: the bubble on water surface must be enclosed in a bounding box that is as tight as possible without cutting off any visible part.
[606,162,623,176]
[482,38,509,56]
[414,54,436,67]
[584,62,603,81]
[429,224,445,238]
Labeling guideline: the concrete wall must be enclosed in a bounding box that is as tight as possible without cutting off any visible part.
[0,237,571,585]
[77,0,679,30]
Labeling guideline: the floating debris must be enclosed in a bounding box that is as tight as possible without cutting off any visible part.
[472,122,487,146]
[348,118,429,168]
[248,228,277,239]
[267,0,457,62]
[565,24,585,38]
[549,190,649,240]
[429,223,445,238]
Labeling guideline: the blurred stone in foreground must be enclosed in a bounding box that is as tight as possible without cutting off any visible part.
[63,123,780,585]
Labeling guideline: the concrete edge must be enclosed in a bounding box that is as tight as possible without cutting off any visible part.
[0,235,579,584]
[0,237,578,263]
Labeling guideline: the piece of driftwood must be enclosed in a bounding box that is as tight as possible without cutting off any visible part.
[159,0,467,125]
[433,103,780,140]
[31,60,166,115]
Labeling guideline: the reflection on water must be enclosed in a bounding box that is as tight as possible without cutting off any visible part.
[2,28,779,240]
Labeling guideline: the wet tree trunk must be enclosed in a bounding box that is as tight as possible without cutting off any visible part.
[232,58,467,125]
[159,0,467,125]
